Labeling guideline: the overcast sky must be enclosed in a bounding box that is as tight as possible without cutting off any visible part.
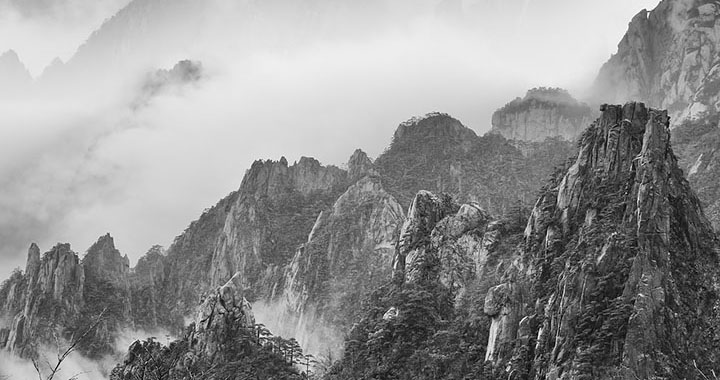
[0,0,661,280]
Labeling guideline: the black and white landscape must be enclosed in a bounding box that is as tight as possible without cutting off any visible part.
[2,0,720,379]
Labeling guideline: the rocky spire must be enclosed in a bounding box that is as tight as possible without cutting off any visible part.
[83,233,130,288]
[347,149,377,182]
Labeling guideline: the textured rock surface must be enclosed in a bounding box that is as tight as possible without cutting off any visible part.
[3,244,85,356]
[190,273,254,359]
[491,88,594,142]
[488,103,720,379]
[393,190,494,294]
[208,156,347,297]
[275,169,403,353]
[83,234,130,289]
[591,0,720,122]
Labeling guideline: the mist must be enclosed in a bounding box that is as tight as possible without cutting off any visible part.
[0,0,660,280]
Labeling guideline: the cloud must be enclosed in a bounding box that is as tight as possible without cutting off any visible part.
[0,345,115,380]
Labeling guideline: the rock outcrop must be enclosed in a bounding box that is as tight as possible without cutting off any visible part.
[393,190,494,295]
[190,273,254,360]
[491,88,594,142]
[488,103,720,379]
[111,273,261,380]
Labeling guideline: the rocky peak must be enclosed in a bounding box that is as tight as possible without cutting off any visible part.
[392,112,477,151]
[83,233,130,288]
[347,149,377,182]
[240,156,347,198]
[491,87,594,142]
[5,244,85,356]
[0,50,31,87]
[24,243,40,284]
[36,244,85,304]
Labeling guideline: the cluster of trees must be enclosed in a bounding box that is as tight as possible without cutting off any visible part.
[110,320,313,380]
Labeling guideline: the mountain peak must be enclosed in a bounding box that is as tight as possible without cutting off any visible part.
[491,87,594,142]
[83,233,130,286]
[347,149,377,182]
[0,49,31,86]
[393,112,476,145]
[240,156,347,198]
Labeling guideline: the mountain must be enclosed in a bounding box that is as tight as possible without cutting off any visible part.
[491,87,595,142]
[0,110,575,372]
[0,50,32,94]
[327,102,720,379]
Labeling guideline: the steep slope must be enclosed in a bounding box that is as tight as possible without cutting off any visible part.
[0,244,85,357]
[491,88,594,142]
[269,151,404,354]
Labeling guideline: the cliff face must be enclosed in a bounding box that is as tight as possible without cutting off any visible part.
[491,88,594,142]
[208,157,348,298]
[2,244,85,357]
[592,0,720,122]
[489,103,720,379]
[272,152,403,353]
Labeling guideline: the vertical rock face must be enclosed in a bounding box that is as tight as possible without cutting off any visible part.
[208,157,348,300]
[393,190,494,295]
[4,244,85,356]
[487,103,720,379]
[347,149,377,182]
[83,234,130,289]
[591,0,720,122]
[276,173,404,353]
[190,273,254,360]
[491,88,594,142]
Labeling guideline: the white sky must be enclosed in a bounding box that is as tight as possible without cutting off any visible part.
[0,0,661,279]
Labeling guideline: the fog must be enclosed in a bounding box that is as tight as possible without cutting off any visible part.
[0,0,660,280]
